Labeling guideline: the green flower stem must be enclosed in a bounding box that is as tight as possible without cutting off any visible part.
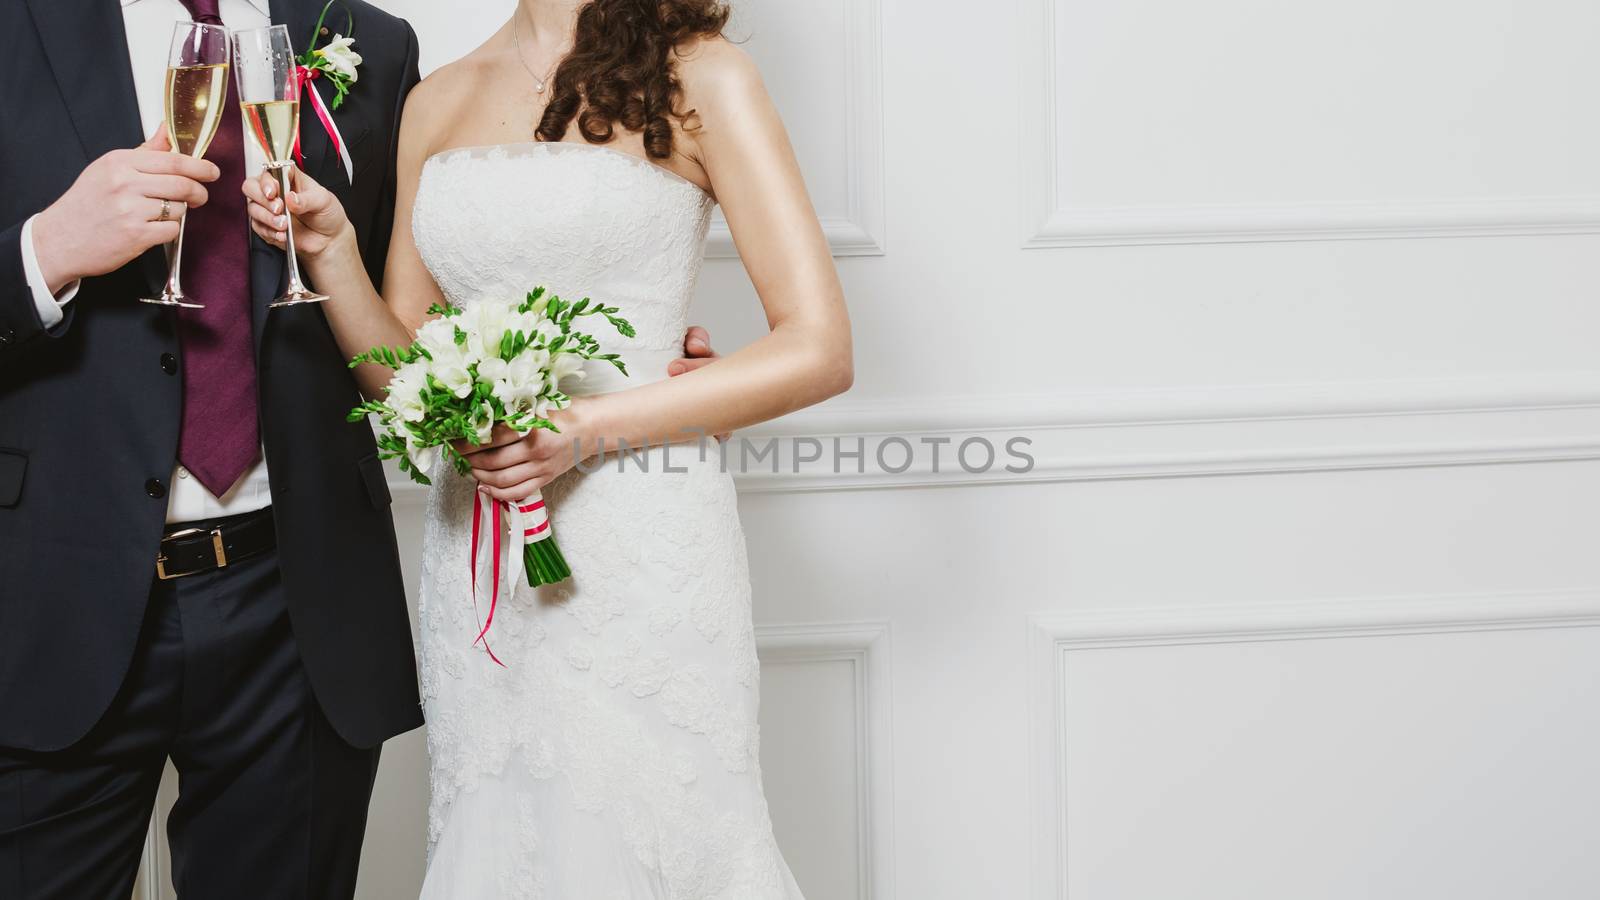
[524,539,571,587]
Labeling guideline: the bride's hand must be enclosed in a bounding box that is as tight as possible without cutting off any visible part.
[456,415,590,502]
[242,167,352,259]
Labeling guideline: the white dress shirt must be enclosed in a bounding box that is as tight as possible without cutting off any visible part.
[22,0,275,523]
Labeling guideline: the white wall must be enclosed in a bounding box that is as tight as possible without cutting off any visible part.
[139,0,1600,897]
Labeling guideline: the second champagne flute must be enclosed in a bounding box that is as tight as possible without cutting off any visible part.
[232,24,328,307]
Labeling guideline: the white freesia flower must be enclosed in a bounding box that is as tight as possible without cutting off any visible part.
[429,342,476,399]
[514,310,555,342]
[414,316,460,359]
[406,441,439,477]
[458,302,515,361]
[386,362,428,423]
[478,348,550,409]
[315,35,362,82]
[474,401,498,444]
[550,351,587,386]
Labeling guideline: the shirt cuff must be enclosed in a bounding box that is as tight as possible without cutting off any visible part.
[19,215,79,329]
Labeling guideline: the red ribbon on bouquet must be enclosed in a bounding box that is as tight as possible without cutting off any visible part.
[468,492,554,668]
[292,65,355,185]
[469,491,507,667]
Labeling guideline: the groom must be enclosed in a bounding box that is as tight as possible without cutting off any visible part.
[0,1,718,897]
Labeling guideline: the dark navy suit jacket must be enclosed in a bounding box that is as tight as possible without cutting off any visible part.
[0,0,424,751]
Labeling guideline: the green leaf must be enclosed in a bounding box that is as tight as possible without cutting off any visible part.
[607,314,636,338]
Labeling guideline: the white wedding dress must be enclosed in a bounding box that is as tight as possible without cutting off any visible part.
[410,141,805,900]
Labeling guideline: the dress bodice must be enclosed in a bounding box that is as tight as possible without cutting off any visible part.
[412,141,716,353]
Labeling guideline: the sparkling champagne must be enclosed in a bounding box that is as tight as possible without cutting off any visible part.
[241,100,300,163]
[145,21,229,308]
[164,63,229,158]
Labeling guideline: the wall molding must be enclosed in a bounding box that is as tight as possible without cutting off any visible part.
[732,373,1600,492]
[708,0,885,258]
[757,621,896,900]
[1025,589,1600,899]
[1018,0,1600,248]
[390,373,1600,499]
[748,373,1600,436]
[1026,196,1600,249]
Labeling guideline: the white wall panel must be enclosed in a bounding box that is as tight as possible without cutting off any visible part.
[1022,0,1600,246]
[1029,595,1600,899]
[707,0,884,256]
[757,623,894,900]
[760,657,863,900]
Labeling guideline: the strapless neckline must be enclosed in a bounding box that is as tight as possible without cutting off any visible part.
[423,140,713,199]
[411,128,717,355]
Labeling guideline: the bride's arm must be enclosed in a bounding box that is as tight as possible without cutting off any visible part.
[467,41,853,501]
[243,86,448,399]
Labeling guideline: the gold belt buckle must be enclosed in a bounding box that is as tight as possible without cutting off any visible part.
[156,526,228,580]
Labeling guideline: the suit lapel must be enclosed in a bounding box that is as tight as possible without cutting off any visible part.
[26,0,166,294]
[25,0,144,161]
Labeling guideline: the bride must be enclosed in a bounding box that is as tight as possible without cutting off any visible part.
[242,0,851,896]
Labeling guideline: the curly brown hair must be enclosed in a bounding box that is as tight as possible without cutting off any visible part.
[535,0,731,160]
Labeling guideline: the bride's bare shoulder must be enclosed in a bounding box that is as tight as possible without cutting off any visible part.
[674,35,765,103]
[673,36,773,141]
[398,53,499,161]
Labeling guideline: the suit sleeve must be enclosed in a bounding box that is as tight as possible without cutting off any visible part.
[365,21,421,292]
[1,217,79,361]
[0,219,49,357]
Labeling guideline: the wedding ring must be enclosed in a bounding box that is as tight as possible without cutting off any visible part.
[156,199,172,223]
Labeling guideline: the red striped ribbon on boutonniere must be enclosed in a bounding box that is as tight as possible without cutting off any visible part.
[292,65,354,184]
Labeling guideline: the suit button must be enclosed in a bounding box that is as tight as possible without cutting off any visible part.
[160,353,178,375]
[145,478,167,499]
[0,329,13,346]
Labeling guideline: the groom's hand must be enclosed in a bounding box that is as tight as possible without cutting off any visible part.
[667,325,717,376]
[30,129,219,294]
[668,326,729,441]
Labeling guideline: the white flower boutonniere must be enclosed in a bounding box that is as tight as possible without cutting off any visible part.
[296,1,361,109]
[290,1,361,182]
[316,35,363,87]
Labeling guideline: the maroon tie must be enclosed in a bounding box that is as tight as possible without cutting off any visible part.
[175,0,260,496]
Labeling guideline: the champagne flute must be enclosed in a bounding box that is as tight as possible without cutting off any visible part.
[232,24,328,307]
[142,21,230,308]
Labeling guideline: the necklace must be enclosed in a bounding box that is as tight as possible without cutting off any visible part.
[511,11,559,94]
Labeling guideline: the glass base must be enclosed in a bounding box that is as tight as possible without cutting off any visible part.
[140,292,203,309]
[269,288,330,309]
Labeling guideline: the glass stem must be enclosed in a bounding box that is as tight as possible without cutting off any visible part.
[272,161,311,294]
[166,211,188,299]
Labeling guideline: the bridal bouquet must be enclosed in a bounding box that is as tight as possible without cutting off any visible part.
[349,289,632,656]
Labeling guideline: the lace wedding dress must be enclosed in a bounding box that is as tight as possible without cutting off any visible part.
[410,142,805,900]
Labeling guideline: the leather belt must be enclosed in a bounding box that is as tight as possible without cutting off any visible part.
[156,508,276,580]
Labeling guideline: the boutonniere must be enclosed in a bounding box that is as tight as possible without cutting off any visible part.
[297,1,362,109]
[292,1,360,183]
